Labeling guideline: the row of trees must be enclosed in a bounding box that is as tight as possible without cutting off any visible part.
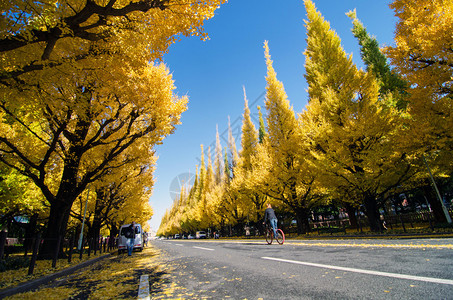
[0,0,225,257]
[158,0,453,237]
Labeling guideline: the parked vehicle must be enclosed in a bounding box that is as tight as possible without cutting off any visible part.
[174,234,180,239]
[118,223,144,253]
[196,231,207,239]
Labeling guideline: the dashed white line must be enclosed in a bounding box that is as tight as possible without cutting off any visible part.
[174,243,184,246]
[262,257,453,286]
[193,246,215,251]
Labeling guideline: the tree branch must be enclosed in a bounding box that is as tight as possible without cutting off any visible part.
[0,0,171,54]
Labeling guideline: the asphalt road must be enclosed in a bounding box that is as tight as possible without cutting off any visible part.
[150,238,453,299]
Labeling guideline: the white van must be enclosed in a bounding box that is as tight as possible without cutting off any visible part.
[118,223,144,253]
[196,231,207,239]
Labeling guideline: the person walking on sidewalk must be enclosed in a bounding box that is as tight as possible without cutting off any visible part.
[125,221,136,256]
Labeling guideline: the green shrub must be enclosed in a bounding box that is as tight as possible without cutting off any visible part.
[0,256,30,272]
[434,222,453,229]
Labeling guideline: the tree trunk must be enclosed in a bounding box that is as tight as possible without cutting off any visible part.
[24,214,38,255]
[90,223,101,251]
[363,194,383,232]
[344,203,358,229]
[108,223,118,250]
[252,193,266,223]
[39,112,91,259]
[294,207,310,234]
[39,201,72,259]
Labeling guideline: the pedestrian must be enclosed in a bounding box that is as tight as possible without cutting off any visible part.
[125,221,136,256]
[263,203,278,238]
[244,225,250,237]
[143,231,148,247]
[380,215,388,230]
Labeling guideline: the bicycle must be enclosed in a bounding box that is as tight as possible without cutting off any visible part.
[264,223,285,245]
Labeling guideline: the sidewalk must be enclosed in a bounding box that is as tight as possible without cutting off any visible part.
[0,254,110,299]
[300,231,453,240]
[292,225,453,240]
[0,248,162,299]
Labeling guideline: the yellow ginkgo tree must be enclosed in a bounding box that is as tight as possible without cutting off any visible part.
[251,42,324,234]
[0,0,225,80]
[0,1,226,258]
[231,89,266,224]
[301,0,411,232]
[384,0,453,223]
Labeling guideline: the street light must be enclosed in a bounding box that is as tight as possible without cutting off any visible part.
[422,154,452,224]
[78,186,91,250]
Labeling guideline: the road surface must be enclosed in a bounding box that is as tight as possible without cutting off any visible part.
[149,238,453,299]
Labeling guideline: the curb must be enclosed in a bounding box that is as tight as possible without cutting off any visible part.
[0,253,111,299]
[137,274,150,300]
[298,232,453,240]
[220,232,453,241]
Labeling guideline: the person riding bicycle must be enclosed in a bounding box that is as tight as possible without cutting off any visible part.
[263,203,278,238]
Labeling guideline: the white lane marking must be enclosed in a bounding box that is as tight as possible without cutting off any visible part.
[262,257,453,286]
[174,244,184,246]
[137,274,150,300]
[193,246,215,251]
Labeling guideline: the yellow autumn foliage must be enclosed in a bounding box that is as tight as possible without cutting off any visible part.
[385,0,453,171]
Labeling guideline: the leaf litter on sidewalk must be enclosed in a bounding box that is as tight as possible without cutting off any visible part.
[4,247,175,299]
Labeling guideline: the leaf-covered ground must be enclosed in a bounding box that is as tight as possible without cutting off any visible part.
[0,252,107,290]
[3,247,177,299]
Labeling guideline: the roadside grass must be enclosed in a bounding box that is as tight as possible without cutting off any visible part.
[3,247,165,299]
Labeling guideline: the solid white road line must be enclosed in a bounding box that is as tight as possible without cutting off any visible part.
[193,246,215,251]
[137,275,150,300]
[261,257,453,286]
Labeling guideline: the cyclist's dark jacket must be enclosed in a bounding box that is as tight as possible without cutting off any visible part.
[264,208,277,223]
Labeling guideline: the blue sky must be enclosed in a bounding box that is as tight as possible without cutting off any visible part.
[148,0,397,233]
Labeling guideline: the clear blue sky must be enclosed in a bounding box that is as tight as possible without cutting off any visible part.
[148,0,397,233]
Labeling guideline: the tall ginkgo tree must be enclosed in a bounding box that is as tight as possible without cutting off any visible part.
[251,42,322,234]
[1,62,187,257]
[0,0,225,257]
[231,89,265,223]
[70,151,156,244]
[384,0,453,223]
[301,0,411,232]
